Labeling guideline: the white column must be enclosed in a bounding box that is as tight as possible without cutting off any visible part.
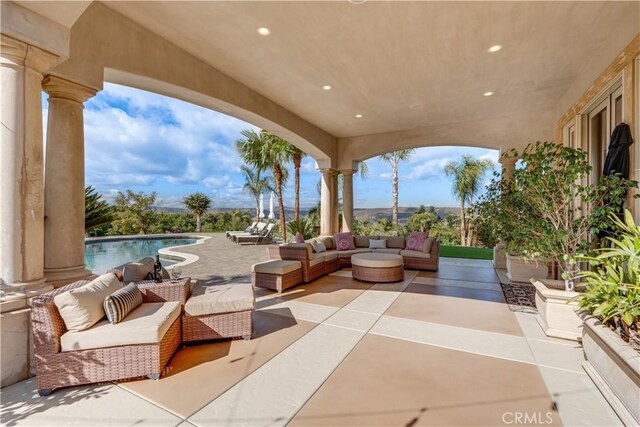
[0,34,58,388]
[319,168,333,236]
[341,169,354,233]
[0,35,58,304]
[330,170,339,234]
[42,76,97,287]
[499,156,518,184]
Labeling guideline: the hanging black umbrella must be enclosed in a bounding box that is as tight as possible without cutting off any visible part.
[603,122,633,179]
[599,122,634,240]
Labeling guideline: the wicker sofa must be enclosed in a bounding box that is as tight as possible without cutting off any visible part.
[267,234,439,286]
[31,275,182,396]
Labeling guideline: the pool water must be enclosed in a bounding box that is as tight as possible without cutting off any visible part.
[84,238,197,274]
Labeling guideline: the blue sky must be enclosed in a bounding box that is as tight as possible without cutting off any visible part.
[42,83,499,209]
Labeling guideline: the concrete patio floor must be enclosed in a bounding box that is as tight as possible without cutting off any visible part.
[0,235,622,426]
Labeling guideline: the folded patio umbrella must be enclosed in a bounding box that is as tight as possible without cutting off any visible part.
[599,122,634,239]
[602,122,633,179]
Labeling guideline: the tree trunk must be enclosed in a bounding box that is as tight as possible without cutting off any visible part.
[294,150,301,221]
[196,214,202,232]
[274,164,287,242]
[255,198,260,223]
[460,201,466,246]
[392,162,399,227]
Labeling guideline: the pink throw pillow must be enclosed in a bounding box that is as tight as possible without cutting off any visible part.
[406,231,429,251]
[294,232,304,244]
[333,232,355,251]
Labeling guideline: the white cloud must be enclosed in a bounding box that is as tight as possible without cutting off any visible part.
[407,157,452,180]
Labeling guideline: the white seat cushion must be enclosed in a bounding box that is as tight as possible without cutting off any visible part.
[60,302,180,351]
[252,260,302,275]
[54,273,122,332]
[372,248,402,255]
[351,253,403,268]
[185,283,255,316]
[400,249,432,259]
[337,248,372,258]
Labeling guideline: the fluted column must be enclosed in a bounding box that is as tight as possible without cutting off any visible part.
[341,169,354,233]
[0,35,58,305]
[42,76,97,287]
[319,168,333,236]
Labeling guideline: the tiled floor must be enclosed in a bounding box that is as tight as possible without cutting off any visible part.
[0,250,622,426]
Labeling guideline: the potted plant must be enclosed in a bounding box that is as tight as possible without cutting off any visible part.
[576,210,639,425]
[502,142,636,340]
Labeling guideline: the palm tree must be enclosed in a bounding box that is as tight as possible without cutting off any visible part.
[236,129,293,241]
[183,192,212,232]
[292,147,305,221]
[379,150,415,227]
[240,165,274,222]
[444,155,494,246]
[85,186,114,233]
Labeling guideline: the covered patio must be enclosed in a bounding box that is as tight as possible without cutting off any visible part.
[1,1,639,425]
[0,235,620,425]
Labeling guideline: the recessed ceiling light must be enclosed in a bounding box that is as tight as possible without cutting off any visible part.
[257,27,271,36]
[410,103,424,110]
[484,91,494,97]
[349,0,367,4]
[322,85,332,91]
[355,114,363,118]
[488,45,502,53]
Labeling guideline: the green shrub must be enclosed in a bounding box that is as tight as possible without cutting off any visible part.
[576,210,640,351]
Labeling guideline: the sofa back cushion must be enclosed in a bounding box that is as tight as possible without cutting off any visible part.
[104,283,143,324]
[54,273,122,332]
[406,232,429,251]
[369,239,387,249]
[423,237,436,253]
[316,236,335,251]
[334,232,356,251]
[386,236,406,249]
[354,235,370,248]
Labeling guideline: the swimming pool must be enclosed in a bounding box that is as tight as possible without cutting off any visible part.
[84,237,198,274]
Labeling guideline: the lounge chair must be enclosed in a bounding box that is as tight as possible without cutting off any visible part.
[226,222,258,240]
[236,223,275,245]
[230,222,267,242]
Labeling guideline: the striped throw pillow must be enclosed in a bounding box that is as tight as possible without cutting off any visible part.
[103,283,143,324]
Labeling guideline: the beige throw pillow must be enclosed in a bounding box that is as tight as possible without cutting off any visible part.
[423,237,436,253]
[54,273,122,332]
[122,257,155,283]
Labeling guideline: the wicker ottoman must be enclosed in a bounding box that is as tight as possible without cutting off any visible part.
[182,283,254,342]
[252,260,303,293]
[351,253,404,283]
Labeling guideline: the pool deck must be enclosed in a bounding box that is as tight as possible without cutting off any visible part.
[0,234,622,426]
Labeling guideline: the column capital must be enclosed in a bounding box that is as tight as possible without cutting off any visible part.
[43,75,97,103]
[1,34,59,73]
[317,167,338,176]
[498,155,518,167]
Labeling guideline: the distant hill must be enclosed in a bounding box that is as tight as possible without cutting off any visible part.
[156,205,460,224]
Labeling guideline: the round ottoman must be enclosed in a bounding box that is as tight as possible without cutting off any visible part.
[351,253,404,283]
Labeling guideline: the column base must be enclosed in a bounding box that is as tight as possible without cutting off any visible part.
[44,265,94,288]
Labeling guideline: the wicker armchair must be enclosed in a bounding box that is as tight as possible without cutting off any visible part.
[403,239,440,271]
[30,278,181,396]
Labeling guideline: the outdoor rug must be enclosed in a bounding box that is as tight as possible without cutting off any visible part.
[494,268,538,314]
[499,282,537,314]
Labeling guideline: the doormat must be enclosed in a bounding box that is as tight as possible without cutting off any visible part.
[500,282,537,314]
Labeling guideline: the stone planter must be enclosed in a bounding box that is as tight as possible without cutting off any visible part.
[582,316,640,426]
[506,254,549,282]
[531,279,582,341]
[492,243,507,269]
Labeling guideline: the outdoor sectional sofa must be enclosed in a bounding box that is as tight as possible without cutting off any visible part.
[256,234,439,293]
[32,259,254,396]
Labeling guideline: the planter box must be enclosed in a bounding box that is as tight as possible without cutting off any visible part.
[506,254,549,282]
[532,279,582,341]
[582,316,640,426]
[493,243,507,269]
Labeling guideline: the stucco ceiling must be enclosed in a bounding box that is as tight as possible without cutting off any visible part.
[16,1,92,28]
[58,1,640,139]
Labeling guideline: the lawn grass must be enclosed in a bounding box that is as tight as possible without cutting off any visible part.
[439,245,493,260]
